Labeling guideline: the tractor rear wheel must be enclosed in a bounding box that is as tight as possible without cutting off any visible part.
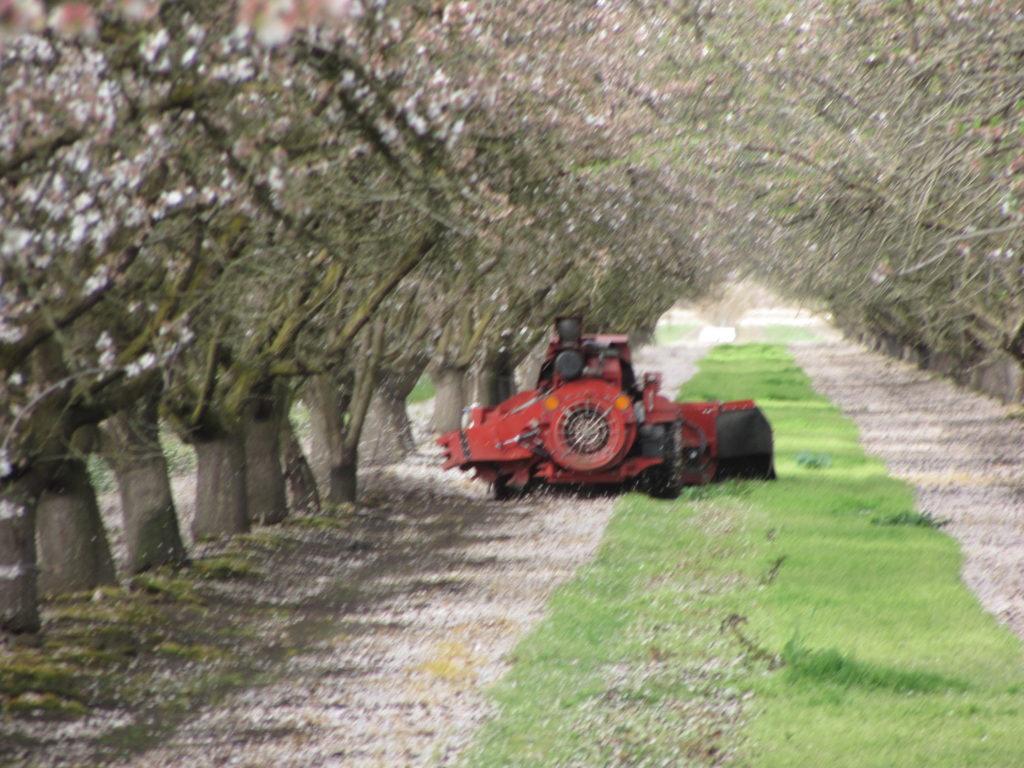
[646,427,684,499]
[716,454,776,480]
[715,407,775,480]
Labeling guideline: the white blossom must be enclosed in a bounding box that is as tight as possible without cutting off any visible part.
[83,272,108,296]
[141,28,169,63]
[0,321,24,344]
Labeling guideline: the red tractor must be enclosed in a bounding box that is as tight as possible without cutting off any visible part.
[438,317,775,499]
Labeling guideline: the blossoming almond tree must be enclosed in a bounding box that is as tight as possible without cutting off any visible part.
[0,0,459,627]
[1,9,220,628]
[699,1,1024,382]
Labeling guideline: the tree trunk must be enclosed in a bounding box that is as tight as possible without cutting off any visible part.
[474,347,516,407]
[430,363,469,434]
[3,341,65,626]
[359,368,421,465]
[360,390,415,465]
[305,384,335,497]
[36,458,117,596]
[243,405,288,525]
[307,376,345,502]
[192,431,249,540]
[105,402,186,573]
[324,320,385,505]
[306,412,330,494]
[328,445,359,506]
[281,416,320,514]
[0,476,42,633]
[516,339,548,393]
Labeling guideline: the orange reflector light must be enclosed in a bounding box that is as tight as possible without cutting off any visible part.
[614,394,631,410]
[544,396,560,410]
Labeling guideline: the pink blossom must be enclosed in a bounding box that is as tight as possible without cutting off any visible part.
[118,0,158,22]
[237,0,361,46]
[0,0,44,36]
[48,3,98,39]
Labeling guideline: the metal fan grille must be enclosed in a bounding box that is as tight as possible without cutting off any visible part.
[561,407,610,455]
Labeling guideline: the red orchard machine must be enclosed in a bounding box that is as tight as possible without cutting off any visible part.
[438,316,775,499]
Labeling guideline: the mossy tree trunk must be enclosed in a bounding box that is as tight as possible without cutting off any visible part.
[430,363,470,435]
[516,338,548,394]
[329,444,360,506]
[35,458,117,596]
[359,366,423,465]
[0,474,43,633]
[314,394,363,505]
[280,414,320,514]
[192,428,249,540]
[336,321,384,504]
[474,336,516,407]
[242,389,288,526]
[310,320,384,505]
[428,304,497,434]
[105,398,187,573]
[1,339,155,627]
[306,385,332,497]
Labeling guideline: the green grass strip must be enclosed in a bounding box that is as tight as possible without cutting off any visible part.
[459,343,1024,768]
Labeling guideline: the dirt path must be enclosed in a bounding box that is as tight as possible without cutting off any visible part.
[108,468,610,768]
[791,339,1024,640]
